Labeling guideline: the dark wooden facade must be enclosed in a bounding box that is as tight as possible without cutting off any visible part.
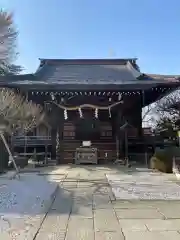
[2,58,180,164]
[27,88,143,164]
[59,121,116,163]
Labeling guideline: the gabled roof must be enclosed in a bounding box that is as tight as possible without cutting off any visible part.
[35,58,142,84]
[0,58,179,92]
[35,58,180,84]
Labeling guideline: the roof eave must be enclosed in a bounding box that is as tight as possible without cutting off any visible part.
[2,81,180,91]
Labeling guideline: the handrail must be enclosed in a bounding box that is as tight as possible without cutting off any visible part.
[12,135,51,140]
[11,135,52,146]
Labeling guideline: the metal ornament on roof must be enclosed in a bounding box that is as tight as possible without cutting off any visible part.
[32,91,143,96]
[30,89,176,98]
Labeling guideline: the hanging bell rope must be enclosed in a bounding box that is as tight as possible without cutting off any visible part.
[45,100,123,111]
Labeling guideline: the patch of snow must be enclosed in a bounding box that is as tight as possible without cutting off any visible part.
[106,171,180,200]
[0,173,58,238]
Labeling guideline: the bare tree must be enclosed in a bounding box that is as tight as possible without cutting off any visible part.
[0,88,45,175]
[0,10,22,75]
[152,90,180,133]
[0,89,45,132]
[156,91,180,116]
[142,103,157,129]
[141,89,180,133]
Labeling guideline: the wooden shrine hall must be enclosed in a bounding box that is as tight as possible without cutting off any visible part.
[1,58,180,164]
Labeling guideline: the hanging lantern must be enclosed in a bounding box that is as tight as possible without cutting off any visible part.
[78,108,83,118]
[64,109,68,120]
[95,108,98,118]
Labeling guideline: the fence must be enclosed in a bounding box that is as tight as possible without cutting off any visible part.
[11,135,51,147]
[11,135,52,166]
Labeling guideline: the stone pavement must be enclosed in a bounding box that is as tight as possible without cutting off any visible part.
[34,165,180,240]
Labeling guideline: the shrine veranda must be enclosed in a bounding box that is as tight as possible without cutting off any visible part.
[1,58,180,164]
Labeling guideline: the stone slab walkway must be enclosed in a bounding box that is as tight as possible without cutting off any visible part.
[33,165,180,240]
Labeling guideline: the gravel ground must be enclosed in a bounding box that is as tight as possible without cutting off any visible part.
[0,173,58,238]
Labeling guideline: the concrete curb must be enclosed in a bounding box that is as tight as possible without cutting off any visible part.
[0,169,40,180]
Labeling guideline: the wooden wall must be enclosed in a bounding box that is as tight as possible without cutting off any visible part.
[57,121,116,164]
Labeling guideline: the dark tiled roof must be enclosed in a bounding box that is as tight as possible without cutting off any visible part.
[0,74,35,82]
[146,73,180,82]
[0,59,179,91]
[35,58,142,84]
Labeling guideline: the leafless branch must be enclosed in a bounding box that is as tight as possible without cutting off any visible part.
[0,88,45,134]
[142,104,154,120]
[156,90,180,117]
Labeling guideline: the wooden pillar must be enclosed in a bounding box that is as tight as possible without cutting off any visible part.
[56,109,64,164]
[115,110,123,159]
[56,125,64,164]
[51,128,57,160]
[49,105,63,161]
[115,135,120,159]
[140,90,145,136]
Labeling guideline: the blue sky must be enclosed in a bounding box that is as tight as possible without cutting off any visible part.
[1,0,180,74]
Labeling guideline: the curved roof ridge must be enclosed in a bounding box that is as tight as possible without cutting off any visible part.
[37,58,138,66]
[126,61,141,78]
[39,57,138,61]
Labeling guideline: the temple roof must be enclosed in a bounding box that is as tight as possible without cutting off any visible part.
[35,58,142,84]
[146,73,180,82]
[0,58,179,92]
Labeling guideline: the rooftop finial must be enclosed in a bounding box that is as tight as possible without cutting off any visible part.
[108,48,116,58]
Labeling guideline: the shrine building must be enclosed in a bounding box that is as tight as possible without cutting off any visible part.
[1,58,179,164]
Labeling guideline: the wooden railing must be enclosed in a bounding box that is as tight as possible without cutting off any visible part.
[11,135,52,146]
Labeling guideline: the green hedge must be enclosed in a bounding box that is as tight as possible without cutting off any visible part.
[151,147,176,173]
